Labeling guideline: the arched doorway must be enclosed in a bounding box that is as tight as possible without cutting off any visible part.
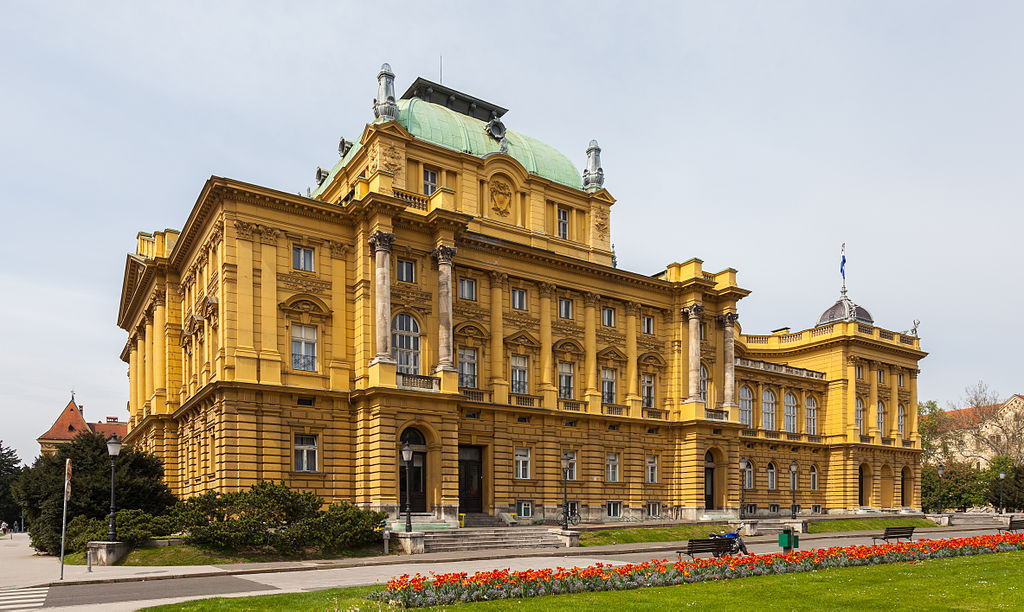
[880,465,894,508]
[399,427,428,513]
[858,463,872,507]
[704,451,716,509]
[901,466,913,507]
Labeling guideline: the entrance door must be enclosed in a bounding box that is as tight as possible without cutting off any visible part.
[459,446,483,513]
[399,451,427,512]
[704,451,715,510]
[858,465,866,507]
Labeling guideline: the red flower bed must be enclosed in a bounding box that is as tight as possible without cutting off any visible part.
[367,532,1024,608]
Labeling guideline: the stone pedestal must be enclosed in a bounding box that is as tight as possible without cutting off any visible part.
[548,529,581,548]
[87,541,130,566]
[394,531,425,555]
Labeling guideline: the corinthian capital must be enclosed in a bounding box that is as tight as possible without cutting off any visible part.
[488,270,507,287]
[682,303,705,319]
[432,245,457,265]
[368,230,395,254]
[718,312,739,327]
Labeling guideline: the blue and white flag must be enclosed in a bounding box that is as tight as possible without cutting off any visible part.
[840,243,846,280]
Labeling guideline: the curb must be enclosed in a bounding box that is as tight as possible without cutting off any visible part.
[31,525,999,589]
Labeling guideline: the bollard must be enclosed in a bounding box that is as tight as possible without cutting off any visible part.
[87,548,92,573]
[383,528,391,555]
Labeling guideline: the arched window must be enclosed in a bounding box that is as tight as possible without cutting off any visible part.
[698,364,709,405]
[762,390,776,430]
[392,314,420,375]
[784,393,798,433]
[855,397,865,434]
[400,427,426,446]
[767,462,777,490]
[877,401,886,434]
[739,386,754,427]
[743,460,754,489]
[898,404,906,439]
[805,396,818,435]
[810,465,819,491]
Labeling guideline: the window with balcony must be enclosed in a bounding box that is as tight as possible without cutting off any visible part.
[855,397,865,434]
[510,355,528,395]
[698,364,709,405]
[877,401,886,433]
[392,314,420,375]
[423,168,438,196]
[784,393,798,433]
[762,390,776,430]
[601,368,616,404]
[805,395,818,435]
[458,347,477,388]
[558,362,574,399]
[291,324,317,372]
[898,404,906,439]
[641,374,655,409]
[739,386,753,427]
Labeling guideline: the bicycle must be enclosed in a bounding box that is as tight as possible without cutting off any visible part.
[558,510,581,526]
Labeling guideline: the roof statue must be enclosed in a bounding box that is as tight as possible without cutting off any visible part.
[583,139,604,192]
[373,63,399,122]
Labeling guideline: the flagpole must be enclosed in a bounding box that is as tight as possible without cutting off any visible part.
[60,458,70,580]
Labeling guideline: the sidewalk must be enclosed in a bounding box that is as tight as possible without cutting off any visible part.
[1,524,1001,590]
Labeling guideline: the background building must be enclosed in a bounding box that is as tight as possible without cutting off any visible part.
[37,396,127,455]
[117,64,926,522]
[928,394,1024,468]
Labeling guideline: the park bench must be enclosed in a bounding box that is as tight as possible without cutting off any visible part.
[676,538,735,560]
[871,525,915,544]
[999,517,1024,533]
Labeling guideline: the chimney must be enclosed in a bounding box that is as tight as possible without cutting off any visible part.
[106,416,118,423]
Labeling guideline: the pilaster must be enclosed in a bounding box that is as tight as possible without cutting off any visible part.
[489,271,508,404]
[258,229,282,384]
[583,292,600,412]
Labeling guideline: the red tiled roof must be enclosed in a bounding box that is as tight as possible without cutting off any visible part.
[91,421,128,438]
[37,398,127,443]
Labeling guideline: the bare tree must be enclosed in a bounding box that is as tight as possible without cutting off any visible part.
[943,381,1024,466]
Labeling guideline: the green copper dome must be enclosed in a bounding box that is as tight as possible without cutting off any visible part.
[397,98,584,190]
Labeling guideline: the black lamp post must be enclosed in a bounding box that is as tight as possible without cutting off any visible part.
[106,435,122,541]
[560,452,570,530]
[789,460,798,520]
[937,463,945,514]
[999,469,1006,515]
[401,442,413,533]
[739,457,748,519]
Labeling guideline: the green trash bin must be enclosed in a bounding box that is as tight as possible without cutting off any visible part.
[778,532,791,547]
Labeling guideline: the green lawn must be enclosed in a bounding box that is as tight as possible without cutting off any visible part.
[141,550,1024,611]
[63,543,387,566]
[579,523,728,546]
[805,517,936,534]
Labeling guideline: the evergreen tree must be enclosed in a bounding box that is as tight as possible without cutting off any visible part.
[12,432,175,553]
[0,441,24,526]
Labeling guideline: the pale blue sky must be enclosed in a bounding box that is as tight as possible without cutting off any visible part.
[1,1,1021,463]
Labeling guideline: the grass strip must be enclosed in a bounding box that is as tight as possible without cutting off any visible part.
[805,517,936,534]
[63,543,385,566]
[579,523,727,546]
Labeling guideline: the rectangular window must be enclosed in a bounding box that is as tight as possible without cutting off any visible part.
[557,207,569,240]
[396,259,415,283]
[515,500,533,518]
[458,348,478,388]
[601,306,615,327]
[646,502,660,518]
[606,501,622,518]
[291,324,317,371]
[856,365,863,380]
[606,452,619,482]
[510,355,529,395]
[641,374,655,409]
[292,246,314,272]
[877,370,885,384]
[700,321,707,341]
[511,288,527,310]
[558,298,573,319]
[458,278,476,301]
[769,504,780,514]
[514,447,531,479]
[898,373,904,387]
[601,368,617,404]
[558,362,574,399]
[567,501,579,516]
[745,503,758,516]
[564,450,577,481]
[294,434,317,472]
[423,168,438,196]
[642,315,654,335]
[646,455,658,484]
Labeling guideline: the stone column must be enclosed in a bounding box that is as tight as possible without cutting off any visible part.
[868,360,879,438]
[489,271,507,403]
[682,303,704,402]
[144,310,155,405]
[538,283,554,390]
[626,302,640,401]
[369,231,396,364]
[718,312,738,406]
[433,245,457,372]
[153,292,167,413]
[909,369,920,444]
[583,292,599,410]
[129,339,139,419]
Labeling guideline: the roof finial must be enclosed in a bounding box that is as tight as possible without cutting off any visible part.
[583,139,604,192]
[373,63,399,122]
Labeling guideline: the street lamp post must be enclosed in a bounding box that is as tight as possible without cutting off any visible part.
[560,452,570,530]
[937,463,945,514]
[401,443,413,533]
[739,458,748,520]
[789,460,798,520]
[106,435,122,541]
[999,469,1006,515]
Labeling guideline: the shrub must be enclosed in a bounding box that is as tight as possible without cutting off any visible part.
[63,508,179,552]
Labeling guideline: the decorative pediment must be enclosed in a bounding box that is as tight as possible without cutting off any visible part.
[504,330,540,348]
[639,351,667,367]
[279,294,332,324]
[455,322,488,338]
[553,338,584,355]
[597,346,628,362]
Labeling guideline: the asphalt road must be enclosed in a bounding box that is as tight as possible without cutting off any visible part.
[0,526,1004,612]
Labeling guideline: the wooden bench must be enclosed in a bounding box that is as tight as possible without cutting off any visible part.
[999,517,1024,533]
[676,538,735,559]
[871,526,915,544]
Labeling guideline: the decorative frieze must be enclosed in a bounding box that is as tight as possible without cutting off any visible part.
[280,272,332,295]
[391,286,432,316]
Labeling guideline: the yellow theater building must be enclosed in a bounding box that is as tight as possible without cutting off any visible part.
[117,64,926,523]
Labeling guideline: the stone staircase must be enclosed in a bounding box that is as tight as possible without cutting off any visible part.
[461,512,506,528]
[421,527,564,553]
[949,513,1008,528]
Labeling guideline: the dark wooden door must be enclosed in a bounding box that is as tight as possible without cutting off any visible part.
[704,451,715,509]
[459,446,483,513]
[400,451,427,512]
